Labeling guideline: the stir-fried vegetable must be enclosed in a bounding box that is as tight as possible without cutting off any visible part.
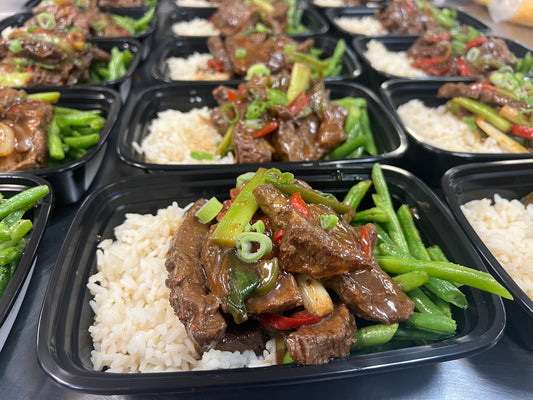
[110,7,156,35]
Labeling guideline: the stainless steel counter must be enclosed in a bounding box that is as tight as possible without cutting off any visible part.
[0,1,532,399]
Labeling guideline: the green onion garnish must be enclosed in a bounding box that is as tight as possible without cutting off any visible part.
[320,214,339,230]
[195,197,223,224]
[190,150,214,161]
[36,13,56,30]
[236,231,272,263]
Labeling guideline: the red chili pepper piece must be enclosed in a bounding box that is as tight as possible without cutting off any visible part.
[287,93,311,115]
[403,0,415,16]
[238,83,246,95]
[227,90,237,103]
[428,32,451,43]
[273,229,285,246]
[457,58,475,76]
[466,37,487,50]
[290,192,312,218]
[360,226,372,260]
[511,124,533,140]
[252,119,280,138]
[469,82,496,92]
[25,66,34,72]
[257,310,324,331]
[207,58,224,73]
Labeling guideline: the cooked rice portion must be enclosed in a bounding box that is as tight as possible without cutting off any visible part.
[397,99,505,153]
[137,107,234,165]
[172,18,220,36]
[313,0,344,6]
[166,52,231,81]
[87,203,276,372]
[461,194,533,299]
[175,0,214,6]
[364,39,428,78]
[335,16,388,35]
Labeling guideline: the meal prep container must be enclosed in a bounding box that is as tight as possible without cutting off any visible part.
[150,35,363,83]
[0,10,157,60]
[441,159,533,350]
[162,6,329,40]
[0,173,53,352]
[379,78,533,187]
[23,0,160,12]
[37,164,506,394]
[116,80,406,171]
[20,87,121,204]
[325,6,490,40]
[352,35,532,91]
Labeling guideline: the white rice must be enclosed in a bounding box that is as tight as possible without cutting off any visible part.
[176,0,215,6]
[136,107,234,165]
[313,0,344,6]
[364,39,428,78]
[87,202,277,372]
[172,18,220,36]
[1,26,16,39]
[335,16,388,35]
[461,194,533,299]
[397,99,506,153]
[166,52,232,81]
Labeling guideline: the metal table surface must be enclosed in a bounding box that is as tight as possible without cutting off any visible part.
[1,1,533,399]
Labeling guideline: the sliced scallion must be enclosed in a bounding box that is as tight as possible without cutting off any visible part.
[36,13,56,30]
[320,214,338,230]
[236,231,272,263]
[9,39,22,53]
[190,150,214,161]
[195,197,223,224]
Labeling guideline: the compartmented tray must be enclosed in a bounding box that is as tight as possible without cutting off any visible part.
[379,78,533,187]
[116,80,406,171]
[37,164,505,394]
[441,159,533,350]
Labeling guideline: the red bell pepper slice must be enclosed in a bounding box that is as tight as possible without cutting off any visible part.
[466,37,487,50]
[469,82,496,92]
[457,58,475,76]
[207,58,224,73]
[252,119,280,138]
[227,90,237,103]
[258,310,324,331]
[273,229,285,246]
[511,124,533,140]
[360,225,372,260]
[428,32,452,43]
[287,91,311,115]
[290,192,312,218]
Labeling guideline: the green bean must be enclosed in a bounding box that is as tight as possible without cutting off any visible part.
[0,186,49,220]
[427,245,449,262]
[344,106,361,137]
[374,223,396,247]
[0,266,11,297]
[27,91,60,103]
[424,277,468,308]
[325,133,366,159]
[352,207,390,224]
[373,194,409,255]
[392,271,429,292]
[108,48,125,81]
[393,327,454,341]
[0,245,23,267]
[1,210,25,228]
[323,39,346,77]
[375,256,513,299]
[8,219,32,243]
[134,7,156,32]
[48,117,64,160]
[396,204,429,261]
[434,297,452,318]
[360,107,377,155]
[351,323,398,351]
[404,312,457,334]
[408,288,445,315]
[56,110,101,126]
[377,243,410,259]
[334,97,367,110]
[342,180,372,209]
[63,133,100,149]
[451,97,513,133]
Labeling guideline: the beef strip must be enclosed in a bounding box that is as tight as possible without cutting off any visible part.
[231,120,274,163]
[211,0,259,35]
[252,184,293,232]
[272,114,323,161]
[245,270,303,314]
[322,258,415,324]
[0,98,53,172]
[375,0,439,34]
[165,199,227,353]
[214,320,269,354]
[284,303,356,365]
[437,82,529,110]
[206,36,234,75]
[26,0,92,37]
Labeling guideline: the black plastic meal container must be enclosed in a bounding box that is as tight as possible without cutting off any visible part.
[325,6,490,40]
[150,35,362,83]
[352,35,533,91]
[0,10,156,60]
[441,159,533,350]
[379,78,533,187]
[0,174,53,343]
[116,80,406,171]
[23,0,160,14]
[37,164,506,394]
[162,6,329,40]
[20,86,121,204]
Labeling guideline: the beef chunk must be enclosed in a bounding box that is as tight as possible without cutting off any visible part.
[437,82,528,110]
[272,114,323,161]
[214,320,269,354]
[165,199,227,353]
[211,0,259,35]
[322,260,414,324]
[317,102,348,151]
[375,0,439,34]
[246,270,303,314]
[0,99,53,172]
[231,121,274,163]
[284,303,356,365]
[252,184,292,232]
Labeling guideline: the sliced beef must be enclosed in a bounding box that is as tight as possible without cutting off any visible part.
[211,0,259,35]
[206,36,233,74]
[322,259,414,324]
[18,40,66,65]
[278,204,375,278]
[246,270,303,314]
[231,120,274,163]
[284,303,356,365]
[214,320,269,354]
[27,0,92,37]
[0,87,25,116]
[272,114,323,161]
[0,99,53,172]
[165,199,227,353]
[437,82,528,110]
[252,184,293,232]
[317,102,348,151]
[375,0,439,34]
[477,38,516,70]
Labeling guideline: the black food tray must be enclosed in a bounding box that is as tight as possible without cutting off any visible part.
[116,81,406,171]
[37,164,505,394]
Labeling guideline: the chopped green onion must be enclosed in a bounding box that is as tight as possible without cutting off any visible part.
[462,117,477,133]
[236,172,256,188]
[221,102,239,125]
[190,150,214,160]
[247,220,265,233]
[267,89,288,106]
[36,13,56,30]
[320,214,338,230]
[195,197,223,224]
[9,39,22,53]
[236,232,272,263]
[246,99,271,119]
[246,63,271,80]
[235,48,247,59]
[264,168,294,184]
